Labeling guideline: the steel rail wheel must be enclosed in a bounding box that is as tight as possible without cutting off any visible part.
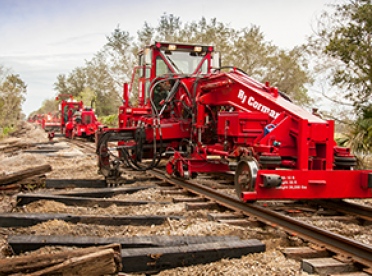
[234,158,259,199]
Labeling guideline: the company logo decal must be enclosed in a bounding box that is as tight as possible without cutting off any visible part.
[238,90,279,119]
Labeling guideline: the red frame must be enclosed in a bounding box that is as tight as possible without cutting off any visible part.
[242,170,372,201]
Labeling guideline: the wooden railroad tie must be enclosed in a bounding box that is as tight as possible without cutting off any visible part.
[207,212,263,227]
[5,235,265,274]
[0,244,122,276]
[7,234,243,254]
[185,202,223,211]
[45,179,107,189]
[0,213,182,227]
[120,239,265,273]
[281,247,330,261]
[52,185,157,198]
[302,257,359,275]
[16,193,168,208]
[172,197,207,203]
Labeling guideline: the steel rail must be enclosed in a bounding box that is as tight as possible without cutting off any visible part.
[314,200,372,222]
[67,138,96,154]
[149,169,372,268]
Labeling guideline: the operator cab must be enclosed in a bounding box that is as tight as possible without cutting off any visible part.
[82,112,92,124]
[62,102,81,124]
[129,42,220,107]
[149,43,214,75]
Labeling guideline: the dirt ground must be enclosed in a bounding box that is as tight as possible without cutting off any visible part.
[0,121,371,275]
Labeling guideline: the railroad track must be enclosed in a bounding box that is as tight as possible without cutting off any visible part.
[147,168,372,270]
[61,139,372,273]
[0,176,267,274]
[1,138,372,275]
[65,137,96,153]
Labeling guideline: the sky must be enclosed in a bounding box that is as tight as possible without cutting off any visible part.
[0,0,333,116]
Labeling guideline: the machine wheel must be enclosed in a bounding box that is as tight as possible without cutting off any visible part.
[97,132,130,177]
[134,128,146,162]
[98,143,116,177]
[234,159,259,199]
[65,128,72,139]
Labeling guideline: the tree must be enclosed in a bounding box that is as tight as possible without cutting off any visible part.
[192,17,236,54]
[76,87,96,108]
[230,26,312,105]
[105,26,135,87]
[308,0,372,112]
[54,74,70,96]
[337,105,372,168]
[265,47,313,105]
[0,73,27,127]
[136,22,155,47]
[326,0,372,111]
[155,13,182,42]
[30,98,59,118]
[307,0,372,163]
[54,68,87,98]
[52,50,122,117]
[66,67,87,97]
[85,51,119,116]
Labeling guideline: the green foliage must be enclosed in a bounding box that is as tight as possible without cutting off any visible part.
[76,87,96,107]
[336,105,372,168]
[29,98,59,119]
[137,22,154,46]
[98,114,118,128]
[307,0,372,156]
[231,28,313,106]
[53,51,119,117]
[309,0,372,112]
[0,125,15,139]
[86,51,120,116]
[54,74,69,95]
[0,67,27,128]
[325,1,372,111]
[156,13,182,42]
[105,27,135,86]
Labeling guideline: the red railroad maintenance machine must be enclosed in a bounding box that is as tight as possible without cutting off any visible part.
[28,113,60,132]
[96,41,372,201]
[27,114,44,127]
[59,96,102,140]
[41,112,60,132]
